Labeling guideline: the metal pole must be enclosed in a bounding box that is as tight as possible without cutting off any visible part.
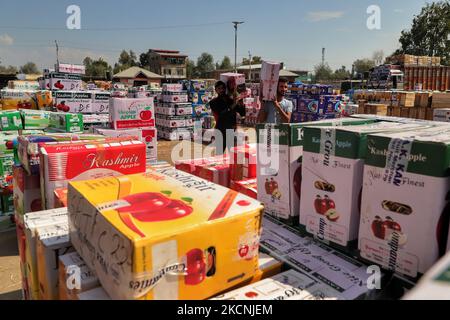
[232,22,244,73]
[248,51,252,82]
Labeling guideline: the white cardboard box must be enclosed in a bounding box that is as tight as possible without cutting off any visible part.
[433,108,450,122]
[260,61,281,101]
[109,98,155,130]
[359,126,450,278]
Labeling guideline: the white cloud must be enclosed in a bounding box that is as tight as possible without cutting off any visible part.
[0,34,14,45]
[307,11,345,22]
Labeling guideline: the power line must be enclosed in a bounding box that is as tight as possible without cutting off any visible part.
[0,21,231,31]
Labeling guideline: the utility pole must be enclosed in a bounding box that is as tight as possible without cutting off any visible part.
[232,21,244,73]
[55,40,60,67]
[322,47,325,65]
[248,51,252,82]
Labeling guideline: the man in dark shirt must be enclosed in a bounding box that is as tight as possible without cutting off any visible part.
[210,80,245,154]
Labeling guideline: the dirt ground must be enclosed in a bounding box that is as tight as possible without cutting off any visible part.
[0,127,256,300]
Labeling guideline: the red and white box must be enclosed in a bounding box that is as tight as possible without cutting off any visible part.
[162,83,183,92]
[95,128,158,161]
[39,138,147,209]
[175,155,229,175]
[109,98,155,130]
[220,73,246,95]
[13,166,42,226]
[230,144,257,181]
[230,178,257,199]
[196,162,230,188]
[162,93,188,103]
[260,61,281,101]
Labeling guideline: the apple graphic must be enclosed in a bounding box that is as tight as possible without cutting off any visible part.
[324,195,335,210]
[30,198,42,212]
[264,179,271,195]
[23,102,32,109]
[383,216,401,232]
[17,102,24,109]
[371,216,384,239]
[293,165,302,198]
[314,195,324,215]
[238,245,249,258]
[245,291,259,299]
[63,105,70,112]
[185,248,206,286]
[5,140,14,150]
[325,208,340,222]
[116,192,171,216]
[140,109,152,121]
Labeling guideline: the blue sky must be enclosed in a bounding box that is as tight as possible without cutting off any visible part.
[0,0,430,72]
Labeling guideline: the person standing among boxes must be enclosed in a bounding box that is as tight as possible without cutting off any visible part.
[257,78,293,124]
[210,80,245,154]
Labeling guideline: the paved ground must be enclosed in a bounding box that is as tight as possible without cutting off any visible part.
[0,127,256,300]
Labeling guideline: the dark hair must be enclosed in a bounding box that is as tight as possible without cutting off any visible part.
[278,77,289,84]
[215,81,226,89]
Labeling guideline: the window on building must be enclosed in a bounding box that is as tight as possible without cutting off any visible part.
[177,68,184,76]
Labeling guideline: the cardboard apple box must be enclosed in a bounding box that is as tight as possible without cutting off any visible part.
[260,61,281,101]
[54,91,93,113]
[49,73,82,91]
[256,118,375,224]
[91,92,111,114]
[211,269,343,300]
[300,122,426,248]
[359,126,450,278]
[110,98,155,130]
[36,223,74,300]
[23,208,68,300]
[13,166,42,226]
[260,215,379,300]
[58,251,99,300]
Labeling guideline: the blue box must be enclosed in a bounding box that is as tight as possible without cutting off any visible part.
[296,98,320,113]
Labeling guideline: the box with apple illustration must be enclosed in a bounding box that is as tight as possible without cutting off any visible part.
[359,126,450,278]
[13,165,42,226]
[96,128,158,163]
[17,133,105,175]
[23,208,68,300]
[211,269,344,300]
[259,215,381,300]
[0,89,37,110]
[39,137,146,209]
[157,127,192,141]
[161,92,189,103]
[256,118,375,224]
[49,72,82,91]
[68,168,264,300]
[54,91,93,113]
[300,122,427,249]
[156,103,192,116]
[230,178,257,200]
[110,98,155,130]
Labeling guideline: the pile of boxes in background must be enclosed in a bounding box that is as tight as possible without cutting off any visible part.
[156,84,193,141]
[288,84,346,122]
[354,90,450,122]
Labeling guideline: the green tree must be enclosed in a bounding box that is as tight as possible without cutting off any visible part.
[314,63,333,81]
[19,62,39,74]
[218,56,232,70]
[113,50,137,74]
[84,57,112,78]
[242,56,262,65]
[0,63,18,74]
[394,1,450,65]
[333,65,351,80]
[353,58,375,76]
[139,50,151,69]
[186,58,197,79]
[196,52,215,78]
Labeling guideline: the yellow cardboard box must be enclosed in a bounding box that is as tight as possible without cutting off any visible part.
[68,170,264,300]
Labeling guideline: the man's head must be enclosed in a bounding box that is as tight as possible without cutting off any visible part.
[277,78,289,97]
[215,81,226,96]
